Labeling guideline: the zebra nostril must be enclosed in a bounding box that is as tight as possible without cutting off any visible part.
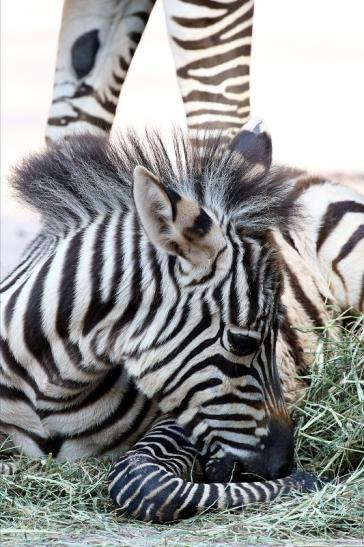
[232,461,264,482]
[204,456,241,483]
[226,419,295,482]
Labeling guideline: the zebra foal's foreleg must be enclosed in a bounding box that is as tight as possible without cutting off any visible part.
[46,0,155,142]
[108,417,324,523]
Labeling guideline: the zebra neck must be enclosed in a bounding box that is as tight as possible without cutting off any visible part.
[58,213,177,375]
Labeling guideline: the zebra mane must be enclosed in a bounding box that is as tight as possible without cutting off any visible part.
[11,130,301,235]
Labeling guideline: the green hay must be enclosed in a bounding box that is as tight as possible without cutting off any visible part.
[1,315,363,546]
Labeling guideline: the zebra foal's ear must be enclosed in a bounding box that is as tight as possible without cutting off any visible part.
[230,118,272,173]
[133,166,225,266]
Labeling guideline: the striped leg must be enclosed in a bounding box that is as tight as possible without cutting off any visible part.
[46,0,155,142]
[108,417,323,523]
[163,0,254,139]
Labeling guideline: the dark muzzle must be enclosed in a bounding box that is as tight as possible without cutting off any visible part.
[204,419,294,483]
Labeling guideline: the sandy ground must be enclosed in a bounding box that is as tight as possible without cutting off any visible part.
[1,0,364,278]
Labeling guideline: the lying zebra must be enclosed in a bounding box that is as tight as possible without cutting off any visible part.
[1,123,363,522]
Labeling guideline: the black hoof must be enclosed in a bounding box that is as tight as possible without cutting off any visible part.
[290,470,329,492]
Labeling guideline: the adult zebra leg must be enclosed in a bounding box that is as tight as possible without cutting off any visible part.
[108,416,323,523]
[162,0,254,140]
[46,0,155,142]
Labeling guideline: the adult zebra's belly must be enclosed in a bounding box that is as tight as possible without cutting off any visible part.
[1,364,159,460]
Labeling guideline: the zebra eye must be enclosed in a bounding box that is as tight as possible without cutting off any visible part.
[227,331,259,356]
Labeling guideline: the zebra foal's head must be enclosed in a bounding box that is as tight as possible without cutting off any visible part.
[13,121,298,482]
[129,121,296,482]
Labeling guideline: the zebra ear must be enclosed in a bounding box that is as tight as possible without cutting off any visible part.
[230,118,272,173]
[133,166,225,266]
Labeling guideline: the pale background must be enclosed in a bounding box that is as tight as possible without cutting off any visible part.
[2,0,364,277]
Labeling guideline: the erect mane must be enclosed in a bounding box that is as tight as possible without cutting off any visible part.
[11,130,301,235]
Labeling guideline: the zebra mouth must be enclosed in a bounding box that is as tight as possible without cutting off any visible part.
[203,456,251,483]
[203,452,293,483]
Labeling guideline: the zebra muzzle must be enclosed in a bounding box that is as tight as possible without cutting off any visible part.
[204,419,294,483]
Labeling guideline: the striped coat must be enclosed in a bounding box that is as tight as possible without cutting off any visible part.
[1,128,363,521]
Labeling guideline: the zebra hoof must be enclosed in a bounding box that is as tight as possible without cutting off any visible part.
[290,471,328,493]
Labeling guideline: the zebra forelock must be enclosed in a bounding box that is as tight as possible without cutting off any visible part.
[10,130,300,237]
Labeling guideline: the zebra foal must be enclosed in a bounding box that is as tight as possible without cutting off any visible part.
[1,123,296,477]
[1,123,363,521]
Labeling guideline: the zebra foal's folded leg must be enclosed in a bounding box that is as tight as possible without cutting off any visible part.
[46,0,155,142]
[108,417,324,523]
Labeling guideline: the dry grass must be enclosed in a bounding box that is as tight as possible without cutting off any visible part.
[1,315,363,546]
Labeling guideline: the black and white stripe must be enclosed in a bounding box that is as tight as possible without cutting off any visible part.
[46,0,254,142]
[164,0,253,137]
[1,128,363,518]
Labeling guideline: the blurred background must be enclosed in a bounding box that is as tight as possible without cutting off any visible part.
[2,0,364,277]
